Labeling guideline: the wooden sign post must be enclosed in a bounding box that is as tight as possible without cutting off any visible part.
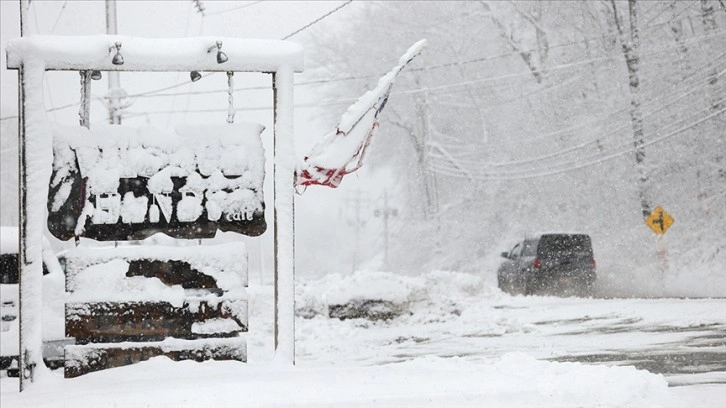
[6,35,303,390]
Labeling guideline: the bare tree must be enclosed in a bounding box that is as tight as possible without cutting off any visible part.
[480,1,549,83]
[610,0,652,218]
[669,1,691,77]
[700,0,723,111]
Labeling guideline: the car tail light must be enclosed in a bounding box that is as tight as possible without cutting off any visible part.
[533,258,541,269]
[592,259,597,270]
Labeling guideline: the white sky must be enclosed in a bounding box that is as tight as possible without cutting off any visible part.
[0,1,350,142]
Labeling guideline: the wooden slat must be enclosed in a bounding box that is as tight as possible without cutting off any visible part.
[66,299,247,344]
[64,337,246,378]
[64,245,249,293]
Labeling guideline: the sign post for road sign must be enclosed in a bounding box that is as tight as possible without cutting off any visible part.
[645,206,675,280]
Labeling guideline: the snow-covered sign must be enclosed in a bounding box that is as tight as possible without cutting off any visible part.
[48,123,267,241]
[7,34,300,389]
[295,40,427,191]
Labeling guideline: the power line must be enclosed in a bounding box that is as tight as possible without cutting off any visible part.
[3,35,723,123]
[205,1,263,16]
[281,1,352,40]
[115,15,726,102]
[50,1,69,33]
[2,8,723,122]
[50,6,714,107]
[429,103,726,181]
[444,53,726,155]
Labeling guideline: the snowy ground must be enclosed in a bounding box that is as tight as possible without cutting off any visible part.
[2,270,725,407]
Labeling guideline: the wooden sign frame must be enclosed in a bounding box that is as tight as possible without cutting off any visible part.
[6,35,302,390]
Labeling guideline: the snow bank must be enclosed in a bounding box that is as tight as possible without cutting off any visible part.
[296,270,499,320]
[0,352,668,407]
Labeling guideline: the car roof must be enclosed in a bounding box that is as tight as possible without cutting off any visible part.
[524,232,591,240]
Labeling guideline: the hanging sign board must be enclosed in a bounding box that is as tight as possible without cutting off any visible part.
[645,206,674,235]
[48,123,267,241]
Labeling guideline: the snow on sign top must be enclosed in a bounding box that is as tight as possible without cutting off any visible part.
[5,35,303,72]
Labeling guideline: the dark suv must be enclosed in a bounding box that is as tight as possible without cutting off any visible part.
[497,233,596,297]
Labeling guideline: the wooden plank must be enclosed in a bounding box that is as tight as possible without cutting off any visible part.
[64,244,249,293]
[64,337,246,378]
[126,259,220,290]
[66,299,247,344]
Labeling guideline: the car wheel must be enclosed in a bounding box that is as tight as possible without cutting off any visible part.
[497,275,508,294]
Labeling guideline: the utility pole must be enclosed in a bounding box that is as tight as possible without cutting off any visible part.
[374,189,398,271]
[343,189,368,273]
[106,0,124,124]
[19,0,28,36]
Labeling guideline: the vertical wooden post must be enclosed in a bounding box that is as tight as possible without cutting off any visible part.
[18,64,46,393]
[272,66,295,364]
[17,59,30,394]
[656,235,668,292]
[18,0,41,392]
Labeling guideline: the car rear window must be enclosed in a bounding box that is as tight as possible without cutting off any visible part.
[537,235,593,258]
[521,239,539,256]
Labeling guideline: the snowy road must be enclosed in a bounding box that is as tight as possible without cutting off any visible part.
[288,273,726,389]
[2,273,724,407]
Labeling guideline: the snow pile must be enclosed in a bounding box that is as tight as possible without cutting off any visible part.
[296,270,499,320]
[1,352,669,407]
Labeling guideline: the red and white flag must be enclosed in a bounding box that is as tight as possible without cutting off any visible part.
[295,39,427,192]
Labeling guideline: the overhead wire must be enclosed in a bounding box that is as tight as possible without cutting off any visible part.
[50,1,69,33]
[428,77,726,178]
[430,63,726,170]
[281,1,352,40]
[429,104,726,181]
[80,8,726,104]
[431,87,725,176]
[166,1,195,128]
[1,6,723,122]
[16,36,722,124]
[441,52,726,158]
[205,1,263,16]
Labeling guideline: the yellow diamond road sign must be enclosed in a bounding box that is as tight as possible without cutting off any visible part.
[645,206,674,235]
